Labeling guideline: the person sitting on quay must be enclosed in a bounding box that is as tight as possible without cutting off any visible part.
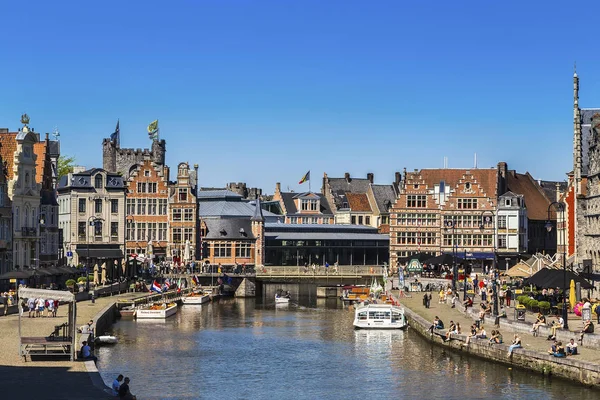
[531,312,547,336]
[550,341,566,358]
[579,319,594,344]
[507,334,522,356]
[566,338,578,356]
[80,341,98,363]
[463,296,473,312]
[429,316,444,333]
[112,374,124,396]
[118,377,137,400]
[488,330,503,345]
[466,325,487,345]
[444,321,457,341]
[547,315,564,341]
[547,339,558,354]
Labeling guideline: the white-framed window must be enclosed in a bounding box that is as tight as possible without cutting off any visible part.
[498,215,507,229]
[407,195,426,208]
[457,199,478,209]
[235,242,251,258]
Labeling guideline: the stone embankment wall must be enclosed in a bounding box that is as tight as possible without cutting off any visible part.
[403,306,600,388]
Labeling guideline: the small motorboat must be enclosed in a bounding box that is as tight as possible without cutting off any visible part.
[119,306,136,319]
[275,289,291,304]
[182,291,210,305]
[95,334,118,345]
[136,302,178,319]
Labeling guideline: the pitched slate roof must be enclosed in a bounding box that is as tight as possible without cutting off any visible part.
[538,180,567,203]
[199,199,281,221]
[56,168,125,191]
[197,190,243,199]
[203,218,256,240]
[405,168,498,198]
[326,177,372,209]
[264,222,388,241]
[370,184,397,213]
[505,172,551,221]
[279,191,334,216]
[580,108,600,176]
[345,192,372,212]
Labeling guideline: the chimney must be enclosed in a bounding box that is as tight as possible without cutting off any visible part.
[497,162,508,196]
[275,182,281,193]
[344,172,350,183]
[395,171,401,186]
[367,173,374,184]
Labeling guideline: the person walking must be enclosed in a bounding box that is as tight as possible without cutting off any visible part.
[2,292,8,316]
[505,287,512,307]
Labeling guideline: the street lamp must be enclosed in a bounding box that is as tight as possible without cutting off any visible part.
[480,210,498,316]
[86,216,104,292]
[444,216,457,292]
[545,202,568,330]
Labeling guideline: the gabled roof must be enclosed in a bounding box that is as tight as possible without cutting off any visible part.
[56,168,125,191]
[404,168,498,198]
[199,199,281,221]
[370,184,397,213]
[345,192,372,212]
[505,172,551,221]
[278,191,334,216]
[499,190,520,198]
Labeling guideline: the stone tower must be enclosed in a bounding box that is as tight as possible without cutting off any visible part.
[251,198,265,266]
[102,131,167,179]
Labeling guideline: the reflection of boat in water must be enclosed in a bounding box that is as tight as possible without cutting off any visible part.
[353,304,408,329]
[136,302,178,319]
[182,291,210,305]
[275,289,291,304]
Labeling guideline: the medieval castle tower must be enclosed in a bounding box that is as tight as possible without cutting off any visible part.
[102,137,167,178]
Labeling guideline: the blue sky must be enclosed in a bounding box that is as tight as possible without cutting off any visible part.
[1,1,599,193]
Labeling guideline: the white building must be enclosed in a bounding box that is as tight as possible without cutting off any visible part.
[496,191,528,268]
[57,168,127,282]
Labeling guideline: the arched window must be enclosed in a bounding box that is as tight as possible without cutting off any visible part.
[25,173,30,188]
[24,208,29,229]
[95,175,103,189]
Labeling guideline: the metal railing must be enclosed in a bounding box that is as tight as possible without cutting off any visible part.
[255,265,387,277]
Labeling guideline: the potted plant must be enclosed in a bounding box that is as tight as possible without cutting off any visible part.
[528,299,539,312]
[538,301,551,315]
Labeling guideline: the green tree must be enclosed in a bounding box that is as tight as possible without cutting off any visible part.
[57,155,76,179]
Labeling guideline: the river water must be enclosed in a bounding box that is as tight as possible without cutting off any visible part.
[97,292,598,400]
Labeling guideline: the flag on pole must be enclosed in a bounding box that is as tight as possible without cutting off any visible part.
[110,120,120,145]
[147,120,159,140]
[150,280,162,293]
[192,275,199,285]
[164,278,171,290]
[299,170,310,184]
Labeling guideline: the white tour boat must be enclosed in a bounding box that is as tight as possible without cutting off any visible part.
[353,303,408,330]
[136,302,178,319]
[275,289,291,304]
[182,292,211,305]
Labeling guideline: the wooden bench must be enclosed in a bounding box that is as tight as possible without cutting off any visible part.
[20,337,72,361]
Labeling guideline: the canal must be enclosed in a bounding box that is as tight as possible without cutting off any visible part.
[97,290,598,400]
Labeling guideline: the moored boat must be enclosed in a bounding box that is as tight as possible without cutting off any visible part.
[95,334,118,345]
[136,302,178,319]
[182,292,210,304]
[353,303,408,330]
[275,289,291,304]
[119,306,136,319]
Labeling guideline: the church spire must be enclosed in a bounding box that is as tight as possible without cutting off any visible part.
[251,197,265,222]
[573,65,582,195]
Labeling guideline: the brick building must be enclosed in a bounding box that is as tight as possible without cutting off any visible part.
[0,129,12,274]
[125,159,170,263]
[389,168,499,270]
[167,162,198,263]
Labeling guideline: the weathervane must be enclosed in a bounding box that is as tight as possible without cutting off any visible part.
[53,126,60,140]
[20,113,30,125]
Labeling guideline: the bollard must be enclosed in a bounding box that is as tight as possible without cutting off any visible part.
[91,292,95,304]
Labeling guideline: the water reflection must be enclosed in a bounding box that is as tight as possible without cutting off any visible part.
[98,299,598,400]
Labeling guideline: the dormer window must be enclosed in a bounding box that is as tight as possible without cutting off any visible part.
[300,198,319,211]
[94,175,103,189]
[465,182,471,190]
[144,171,150,177]
[505,199,511,206]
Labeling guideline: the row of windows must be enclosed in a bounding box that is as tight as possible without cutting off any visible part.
[79,199,119,214]
[397,213,438,226]
[396,232,437,245]
[300,199,319,211]
[126,222,169,241]
[289,217,330,224]
[443,215,494,228]
[126,199,168,216]
[137,182,158,194]
[405,196,481,210]
[351,215,371,225]
[78,221,120,238]
[442,234,494,247]
[212,242,252,258]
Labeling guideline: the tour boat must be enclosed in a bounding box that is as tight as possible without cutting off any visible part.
[353,303,408,330]
[275,289,291,304]
[341,286,369,303]
[136,302,178,319]
[119,306,136,319]
[182,291,210,305]
[95,334,118,345]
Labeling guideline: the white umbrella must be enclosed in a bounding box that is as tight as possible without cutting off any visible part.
[184,240,191,262]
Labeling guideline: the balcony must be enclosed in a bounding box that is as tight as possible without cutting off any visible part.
[21,227,37,237]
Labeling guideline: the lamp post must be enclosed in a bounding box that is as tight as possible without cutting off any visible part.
[545,202,568,330]
[86,216,104,292]
[444,216,457,292]
[480,210,498,315]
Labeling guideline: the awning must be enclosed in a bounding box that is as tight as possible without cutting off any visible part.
[76,249,124,259]
[18,287,75,302]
